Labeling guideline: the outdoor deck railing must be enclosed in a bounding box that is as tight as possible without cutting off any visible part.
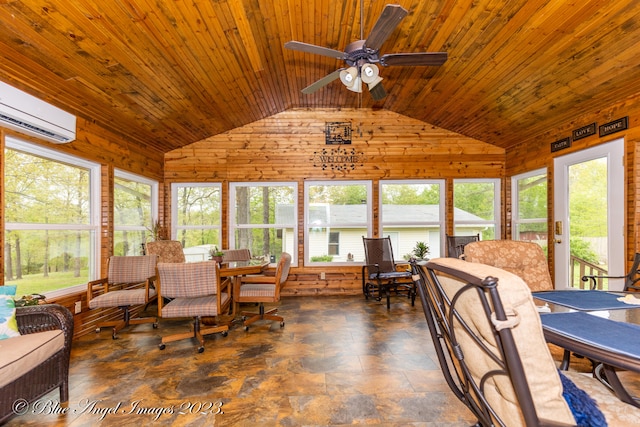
[570,255,608,289]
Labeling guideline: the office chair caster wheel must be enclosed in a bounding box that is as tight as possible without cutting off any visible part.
[111,330,118,340]
[95,328,101,333]
[159,343,166,350]
[153,323,158,329]
[280,321,285,328]
[221,331,228,337]
[244,326,249,331]
[198,346,204,353]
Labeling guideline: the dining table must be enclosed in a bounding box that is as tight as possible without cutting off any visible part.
[533,289,640,407]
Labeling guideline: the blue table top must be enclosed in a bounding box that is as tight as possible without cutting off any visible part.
[540,311,640,358]
[532,290,640,311]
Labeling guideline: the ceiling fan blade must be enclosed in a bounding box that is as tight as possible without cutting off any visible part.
[363,4,408,52]
[301,69,344,94]
[380,52,448,67]
[284,41,346,60]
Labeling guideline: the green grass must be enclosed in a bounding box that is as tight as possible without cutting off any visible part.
[5,270,89,297]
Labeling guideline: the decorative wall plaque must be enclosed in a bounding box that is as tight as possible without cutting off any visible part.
[312,146,365,171]
[550,137,571,153]
[325,122,352,144]
[572,123,596,141]
[599,117,628,137]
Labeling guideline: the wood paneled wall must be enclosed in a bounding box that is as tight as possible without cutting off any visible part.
[164,108,506,297]
[505,97,640,279]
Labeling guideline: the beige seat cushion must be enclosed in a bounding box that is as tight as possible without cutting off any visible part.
[429,258,574,425]
[0,330,64,388]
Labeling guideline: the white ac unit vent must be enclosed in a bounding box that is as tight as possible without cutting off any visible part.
[0,81,76,144]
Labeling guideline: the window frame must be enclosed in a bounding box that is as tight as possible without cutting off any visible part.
[453,178,502,240]
[4,136,101,298]
[114,169,158,255]
[304,180,373,266]
[228,181,298,265]
[511,168,548,242]
[171,182,223,255]
[379,179,446,258]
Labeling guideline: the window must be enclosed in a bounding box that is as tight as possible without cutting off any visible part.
[229,182,297,264]
[380,180,446,258]
[171,183,222,262]
[305,180,372,264]
[511,169,547,249]
[328,231,340,256]
[453,179,501,240]
[4,137,100,297]
[114,171,158,256]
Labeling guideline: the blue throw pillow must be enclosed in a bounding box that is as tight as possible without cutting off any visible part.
[0,285,17,295]
[0,295,20,339]
[559,370,607,427]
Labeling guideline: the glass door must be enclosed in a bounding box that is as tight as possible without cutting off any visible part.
[553,139,624,289]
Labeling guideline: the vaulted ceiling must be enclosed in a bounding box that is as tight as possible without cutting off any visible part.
[1,0,639,154]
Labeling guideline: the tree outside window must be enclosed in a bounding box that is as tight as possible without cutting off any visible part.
[114,171,157,256]
[4,137,99,297]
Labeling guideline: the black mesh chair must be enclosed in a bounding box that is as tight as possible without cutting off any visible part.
[362,236,415,309]
[582,252,640,291]
[445,233,480,258]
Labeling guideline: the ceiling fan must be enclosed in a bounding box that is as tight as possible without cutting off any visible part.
[284,4,447,101]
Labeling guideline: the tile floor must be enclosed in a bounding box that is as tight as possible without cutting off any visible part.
[6,294,639,426]
[7,295,478,426]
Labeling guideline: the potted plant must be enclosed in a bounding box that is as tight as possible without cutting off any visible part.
[209,246,224,264]
[412,241,430,260]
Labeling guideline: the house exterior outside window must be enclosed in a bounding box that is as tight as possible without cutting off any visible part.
[453,179,501,241]
[304,180,372,265]
[379,180,446,258]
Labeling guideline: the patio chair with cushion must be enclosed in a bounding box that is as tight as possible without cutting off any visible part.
[463,239,554,292]
[87,255,159,339]
[362,236,415,309]
[0,303,74,424]
[411,257,640,426]
[582,252,640,291]
[445,233,480,258]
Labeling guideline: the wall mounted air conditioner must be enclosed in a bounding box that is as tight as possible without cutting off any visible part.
[0,81,76,143]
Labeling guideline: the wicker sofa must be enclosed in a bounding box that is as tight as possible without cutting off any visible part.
[0,304,74,424]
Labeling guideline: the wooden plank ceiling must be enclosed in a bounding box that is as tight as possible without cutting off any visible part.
[1,0,639,153]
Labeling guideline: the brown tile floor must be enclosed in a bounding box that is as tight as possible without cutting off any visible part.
[7,295,478,426]
[7,295,640,426]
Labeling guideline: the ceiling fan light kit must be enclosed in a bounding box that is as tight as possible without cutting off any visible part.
[284,4,447,100]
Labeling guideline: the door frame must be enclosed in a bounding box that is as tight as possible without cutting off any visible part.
[553,138,625,290]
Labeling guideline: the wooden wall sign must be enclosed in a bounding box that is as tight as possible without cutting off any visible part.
[551,137,571,153]
[312,146,365,171]
[325,122,352,144]
[599,117,628,137]
[572,123,596,141]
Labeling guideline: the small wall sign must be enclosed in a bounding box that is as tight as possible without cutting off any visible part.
[572,123,596,141]
[312,146,365,171]
[551,137,571,153]
[599,117,628,137]
[325,122,352,145]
